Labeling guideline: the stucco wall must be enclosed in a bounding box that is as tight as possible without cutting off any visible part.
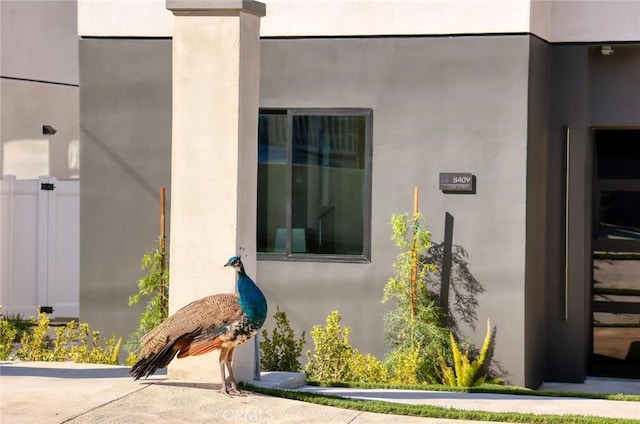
[79,38,172,352]
[258,35,532,386]
[79,35,536,385]
[1,0,78,85]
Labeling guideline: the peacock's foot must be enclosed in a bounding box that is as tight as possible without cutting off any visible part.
[219,382,247,397]
[219,387,247,397]
[228,388,248,396]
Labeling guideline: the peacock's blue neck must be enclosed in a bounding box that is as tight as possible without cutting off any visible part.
[236,270,267,329]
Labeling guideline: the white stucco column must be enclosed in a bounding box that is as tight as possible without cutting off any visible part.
[166,0,265,383]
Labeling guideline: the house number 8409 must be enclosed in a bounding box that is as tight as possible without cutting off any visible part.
[452,176,471,184]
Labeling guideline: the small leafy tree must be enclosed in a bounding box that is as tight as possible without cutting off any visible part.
[125,237,169,362]
[383,212,452,384]
[260,306,306,372]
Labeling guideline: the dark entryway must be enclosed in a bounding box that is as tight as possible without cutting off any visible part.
[591,129,640,378]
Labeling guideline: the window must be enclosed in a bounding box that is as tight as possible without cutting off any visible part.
[257,109,372,261]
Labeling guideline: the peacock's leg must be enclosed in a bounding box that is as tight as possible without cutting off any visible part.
[225,348,238,392]
[219,348,230,394]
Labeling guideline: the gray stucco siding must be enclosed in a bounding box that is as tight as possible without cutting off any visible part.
[79,38,173,354]
[260,36,532,386]
[79,34,536,386]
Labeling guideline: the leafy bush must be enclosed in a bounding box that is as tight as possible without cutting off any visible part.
[0,319,19,360]
[306,311,388,383]
[67,323,122,365]
[348,351,389,383]
[15,312,121,364]
[385,344,426,385]
[439,319,499,387]
[0,310,32,342]
[125,237,169,360]
[383,213,452,384]
[16,313,52,361]
[260,306,306,372]
[306,311,352,382]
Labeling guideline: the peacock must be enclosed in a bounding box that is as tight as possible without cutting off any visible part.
[129,255,267,394]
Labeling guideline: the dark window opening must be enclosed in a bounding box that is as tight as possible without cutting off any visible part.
[257,109,372,261]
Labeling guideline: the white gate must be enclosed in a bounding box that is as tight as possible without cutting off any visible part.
[0,175,79,319]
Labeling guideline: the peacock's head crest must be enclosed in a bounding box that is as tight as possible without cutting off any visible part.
[224,255,244,272]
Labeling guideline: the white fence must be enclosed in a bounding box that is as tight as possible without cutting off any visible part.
[0,175,79,319]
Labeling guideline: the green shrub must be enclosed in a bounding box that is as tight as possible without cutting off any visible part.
[348,351,389,383]
[0,310,32,342]
[260,306,306,372]
[439,319,499,387]
[0,319,18,360]
[126,352,139,367]
[68,323,122,365]
[16,313,52,361]
[306,311,353,382]
[385,344,426,385]
[306,311,388,384]
[15,312,121,365]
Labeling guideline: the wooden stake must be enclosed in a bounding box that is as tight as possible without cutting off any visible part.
[160,186,167,320]
[410,186,419,342]
[412,187,419,287]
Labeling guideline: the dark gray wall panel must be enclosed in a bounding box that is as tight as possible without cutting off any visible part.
[525,36,550,388]
[79,38,172,359]
[590,46,640,126]
[546,45,591,383]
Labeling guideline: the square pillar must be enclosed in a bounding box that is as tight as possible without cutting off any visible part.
[166,0,265,383]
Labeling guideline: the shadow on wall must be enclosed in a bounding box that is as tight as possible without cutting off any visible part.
[80,124,161,201]
[422,224,508,380]
[423,242,484,331]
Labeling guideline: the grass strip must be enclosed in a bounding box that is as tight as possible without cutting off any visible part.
[242,384,638,424]
[305,380,640,402]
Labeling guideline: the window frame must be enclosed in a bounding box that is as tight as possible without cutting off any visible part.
[257,107,373,263]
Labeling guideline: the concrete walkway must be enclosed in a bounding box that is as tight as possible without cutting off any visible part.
[1,361,639,424]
